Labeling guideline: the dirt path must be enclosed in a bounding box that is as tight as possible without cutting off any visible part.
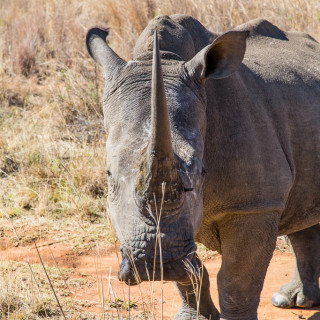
[2,240,320,320]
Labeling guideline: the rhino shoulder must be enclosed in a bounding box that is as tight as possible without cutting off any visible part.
[234,18,288,40]
[286,30,319,44]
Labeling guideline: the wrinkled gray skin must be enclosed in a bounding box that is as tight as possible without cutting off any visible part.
[86,15,320,320]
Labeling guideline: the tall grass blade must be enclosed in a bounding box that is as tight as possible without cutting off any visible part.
[2,211,20,243]
[27,258,49,319]
[33,240,66,320]
[96,243,106,320]
[128,279,130,320]
[109,278,120,320]
[49,246,79,320]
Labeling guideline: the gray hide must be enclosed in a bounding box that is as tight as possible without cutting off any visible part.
[86,15,320,320]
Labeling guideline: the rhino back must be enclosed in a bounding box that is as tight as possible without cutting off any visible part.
[200,20,320,247]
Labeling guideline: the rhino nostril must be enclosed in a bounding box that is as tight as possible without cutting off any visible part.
[184,187,194,192]
[117,269,122,281]
[119,257,140,285]
[119,245,129,257]
[118,257,129,281]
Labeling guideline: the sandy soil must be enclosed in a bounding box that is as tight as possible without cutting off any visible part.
[2,238,320,320]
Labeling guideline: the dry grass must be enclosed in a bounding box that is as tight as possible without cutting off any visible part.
[1,0,320,221]
[0,260,71,319]
[0,0,107,223]
[0,0,318,318]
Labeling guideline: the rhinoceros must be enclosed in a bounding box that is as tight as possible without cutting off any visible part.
[86,14,320,320]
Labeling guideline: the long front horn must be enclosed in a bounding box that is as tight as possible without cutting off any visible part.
[135,30,184,208]
[86,27,126,79]
[149,29,174,160]
[147,29,181,191]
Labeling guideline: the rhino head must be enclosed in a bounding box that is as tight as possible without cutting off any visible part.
[86,15,248,284]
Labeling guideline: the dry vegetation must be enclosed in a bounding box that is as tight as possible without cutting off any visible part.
[0,0,318,318]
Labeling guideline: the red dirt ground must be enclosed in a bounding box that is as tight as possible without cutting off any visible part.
[2,239,320,320]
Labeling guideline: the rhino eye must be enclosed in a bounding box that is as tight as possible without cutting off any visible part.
[107,170,112,177]
[202,168,207,175]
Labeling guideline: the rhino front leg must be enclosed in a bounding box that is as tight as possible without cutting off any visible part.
[217,212,279,320]
[174,256,220,320]
[272,224,320,308]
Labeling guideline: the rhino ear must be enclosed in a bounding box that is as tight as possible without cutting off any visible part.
[86,26,127,79]
[185,30,249,80]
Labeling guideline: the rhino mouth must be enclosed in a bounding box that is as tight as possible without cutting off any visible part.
[118,242,198,285]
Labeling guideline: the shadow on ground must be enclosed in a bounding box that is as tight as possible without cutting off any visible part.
[308,311,320,320]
